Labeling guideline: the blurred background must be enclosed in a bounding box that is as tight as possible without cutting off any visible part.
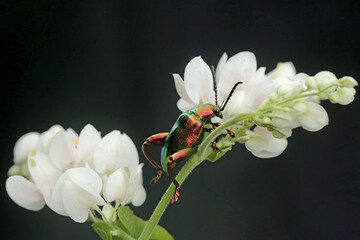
[1,1,360,239]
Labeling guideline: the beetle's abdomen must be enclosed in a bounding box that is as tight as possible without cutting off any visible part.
[161,113,203,171]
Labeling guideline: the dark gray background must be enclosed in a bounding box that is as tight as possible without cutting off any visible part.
[1,1,360,239]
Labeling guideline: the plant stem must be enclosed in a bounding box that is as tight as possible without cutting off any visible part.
[138,153,201,240]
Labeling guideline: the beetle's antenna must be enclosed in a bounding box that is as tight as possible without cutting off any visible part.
[220,82,242,111]
[211,65,219,107]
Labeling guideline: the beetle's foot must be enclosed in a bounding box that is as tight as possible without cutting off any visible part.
[227,129,235,138]
[211,122,221,129]
[211,139,222,152]
[204,128,213,133]
[150,170,162,184]
[171,187,180,205]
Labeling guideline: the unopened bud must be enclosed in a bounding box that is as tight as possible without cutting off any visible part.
[328,87,356,105]
[305,76,317,90]
[314,71,337,91]
[339,76,358,88]
[293,101,309,113]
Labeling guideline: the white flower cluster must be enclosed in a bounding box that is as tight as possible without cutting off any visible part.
[6,124,146,223]
[174,52,357,158]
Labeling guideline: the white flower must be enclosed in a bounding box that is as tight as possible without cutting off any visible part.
[6,124,146,223]
[51,167,105,223]
[93,130,146,206]
[173,56,215,111]
[49,124,101,170]
[245,127,288,158]
[174,52,275,118]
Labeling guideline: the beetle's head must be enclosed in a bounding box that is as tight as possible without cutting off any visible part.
[213,106,223,119]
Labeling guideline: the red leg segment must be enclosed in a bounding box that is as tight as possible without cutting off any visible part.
[142,132,169,183]
[167,147,196,204]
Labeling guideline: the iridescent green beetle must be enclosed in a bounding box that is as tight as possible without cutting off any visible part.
[142,80,241,204]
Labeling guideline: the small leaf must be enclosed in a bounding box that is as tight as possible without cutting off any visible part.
[92,222,113,240]
[151,225,174,240]
[118,206,174,240]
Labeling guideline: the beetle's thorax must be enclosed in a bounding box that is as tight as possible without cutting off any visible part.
[192,104,217,119]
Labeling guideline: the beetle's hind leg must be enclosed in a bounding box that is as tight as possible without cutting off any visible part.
[167,148,196,204]
[142,132,169,184]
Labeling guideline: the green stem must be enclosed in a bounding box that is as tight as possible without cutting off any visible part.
[138,153,201,240]
[259,84,337,113]
[138,112,256,240]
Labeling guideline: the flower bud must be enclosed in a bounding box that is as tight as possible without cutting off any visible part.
[314,71,337,91]
[293,101,309,113]
[328,87,356,105]
[102,203,116,223]
[339,76,358,88]
[305,76,317,90]
[298,102,329,131]
[269,92,278,102]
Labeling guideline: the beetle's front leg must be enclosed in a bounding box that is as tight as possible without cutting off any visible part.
[142,132,169,184]
[167,148,196,204]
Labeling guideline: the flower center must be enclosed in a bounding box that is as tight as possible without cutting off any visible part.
[72,137,79,149]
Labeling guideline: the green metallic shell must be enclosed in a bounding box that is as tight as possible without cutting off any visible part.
[160,111,204,171]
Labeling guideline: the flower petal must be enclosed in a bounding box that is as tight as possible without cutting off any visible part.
[6,176,45,211]
[245,127,288,158]
[217,51,257,102]
[49,130,78,170]
[37,125,64,153]
[223,90,253,117]
[103,168,128,203]
[76,124,101,166]
[267,62,296,80]
[177,99,196,112]
[298,102,329,131]
[28,151,62,193]
[173,73,194,104]
[215,52,228,83]
[52,168,105,223]
[13,132,40,164]
[127,164,146,207]
[93,130,139,175]
[184,56,214,104]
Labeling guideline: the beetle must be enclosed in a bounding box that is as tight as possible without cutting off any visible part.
[142,79,241,204]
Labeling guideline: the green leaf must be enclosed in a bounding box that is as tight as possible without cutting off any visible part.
[118,206,174,240]
[92,222,113,240]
